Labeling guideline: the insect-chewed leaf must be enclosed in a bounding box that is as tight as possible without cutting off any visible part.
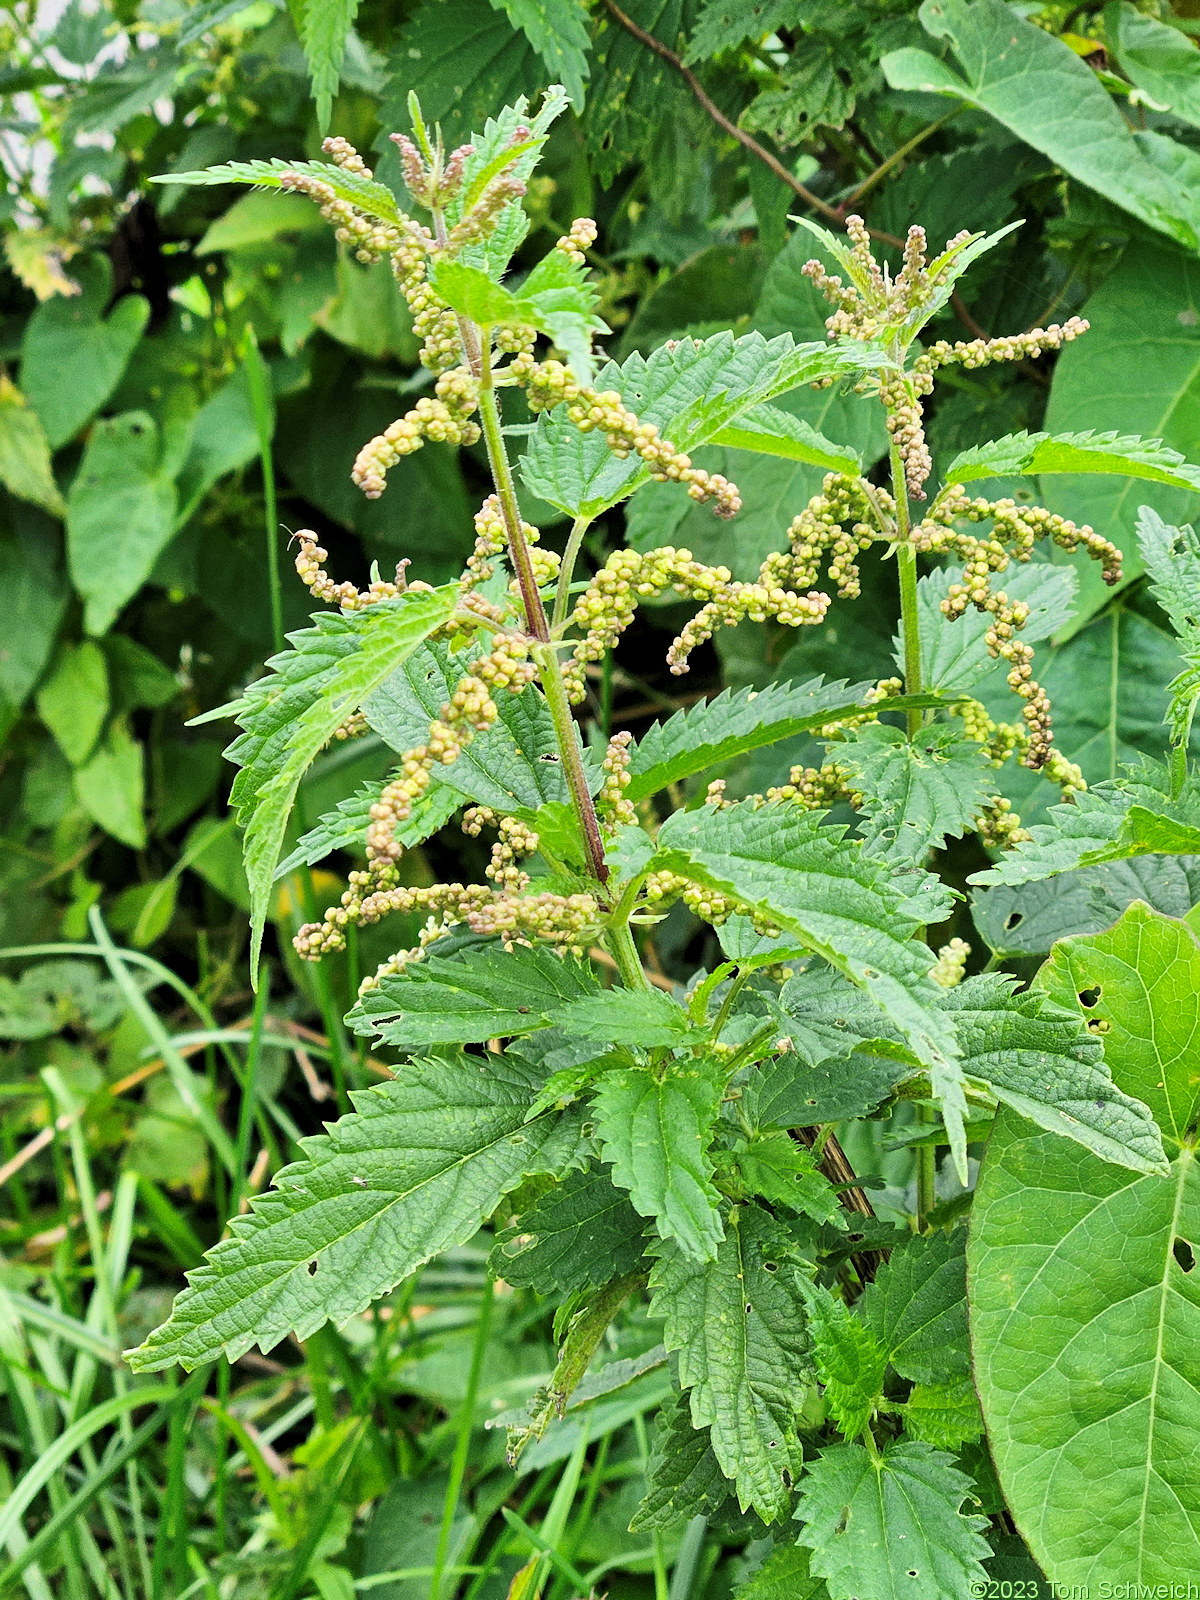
[126,1055,589,1370]
[795,1440,992,1600]
[798,1278,887,1441]
[346,944,600,1048]
[945,428,1200,491]
[592,1061,726,1261]
[839,723,996,863]
[520,329,884,519]
[860,1228,969,1386]
[630,1388,733,1532]
[626,678,876,803]
[220,587,457,973]
[650,1202,812,1524]
[943,972,1167,1175]
[971,905,1200,1585]
[276,776,460,878]
[655,802,969,1172]
[489,1163,647,1294]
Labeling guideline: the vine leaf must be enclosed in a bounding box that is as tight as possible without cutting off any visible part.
[276,778,460,878]
[895,560,1077,695]
[654,802,971,1178]
[213,587,457,975]
[127,1056,589,1370]
[970,904,1200,1585]
[346,944,599,1048]
[799,1278,887,1440]
[860,1228,969,1386]
[945,428,1200,492]
[627,677,876,803]
[592,1062,725,1262]
[945,972,1167,1175]
[795,1440,991,1600]
[839,723,997,863]
[649,1202,812,1523]
[489,1164,647,1295]
[520,329,885,520]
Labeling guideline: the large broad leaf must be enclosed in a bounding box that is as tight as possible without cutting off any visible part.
[221,588,457,971]
[627,678,876,803]
[1109,1,1200,131]
[364,643,577,816]
[944,428,1200,494]
[128,1055,588,1370]
[649,1203,811,1523]
[520,330,882,520]
[0,531,67,712]
[1043,242,1200,628]
[882,0,1200,251]
[970,903,1200,1585]
[592,1062,725,1262]
[895,561,1078,696]
[490,1164,647,1295]
[942,973,1167,1174]
[347,944,600,1048]
[66,412,177,637]
[838,723,997,863]
[19,256,149,450]
[655,803,969,1170]
[0,378,64,517]
[795,1440,991,1600]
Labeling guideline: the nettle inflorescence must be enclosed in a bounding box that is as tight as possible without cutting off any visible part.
[277,107,1118,988]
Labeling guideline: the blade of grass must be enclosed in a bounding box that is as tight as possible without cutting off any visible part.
[244,324,284,656]
[430,1278,494,1600]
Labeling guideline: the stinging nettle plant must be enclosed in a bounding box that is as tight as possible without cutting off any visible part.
[132,86,1200,1597]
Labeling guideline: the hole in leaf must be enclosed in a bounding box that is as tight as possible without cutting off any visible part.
[1078,986,1102,1008]
[1174,1239,1195,1274]
[307,1259,318,1276]
[1004,910,1023,931]
[538,752,560,764]
[907,1571,919,1580]
[764,1260,778,1272]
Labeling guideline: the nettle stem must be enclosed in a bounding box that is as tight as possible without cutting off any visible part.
[471,338,649,992]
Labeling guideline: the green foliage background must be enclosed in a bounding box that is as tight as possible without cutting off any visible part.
[5,0,1200,1595]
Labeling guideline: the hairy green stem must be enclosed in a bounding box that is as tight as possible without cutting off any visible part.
[553,514,592,634]
[891,441,923,737]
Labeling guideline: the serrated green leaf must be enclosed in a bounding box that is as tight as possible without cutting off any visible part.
[521,330,884,520]
[945,428,1200,492]
[707,403,862,475]
[489,1163,647,1294]
[840,723,997,862]
[860,1228,969,1386]
[650,1202,811,1522]
[733,1540,828,1600]
[1043,242,1200,628]
[971,907,1200,1586]
[903,1379,983,1449]
[895,560,1078,695]
[748,1047,914,1129]
[795,1440,991,1600]
[593,1062,725,1261]
[799,1278,887,1440]
[223,588,457,974]
[630,1388,733,1532]
[683,0,800,63]
[944,972,1167,1174]
[364,642,585,818]
[627,677,875,803]
[153,157,404,226]
[300,0,361,131]
[654,802,969,1174]
[716,1133,845,1225]
[585,0,698,186]
[346,944,600,1048]
[883,0,1200,252]
[550,986,695,1048]
[128,1056,588,1370]
[429,259,520,321]
[1137,506,1200,749]
[489,0,589,106]
[276,778,460,878]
